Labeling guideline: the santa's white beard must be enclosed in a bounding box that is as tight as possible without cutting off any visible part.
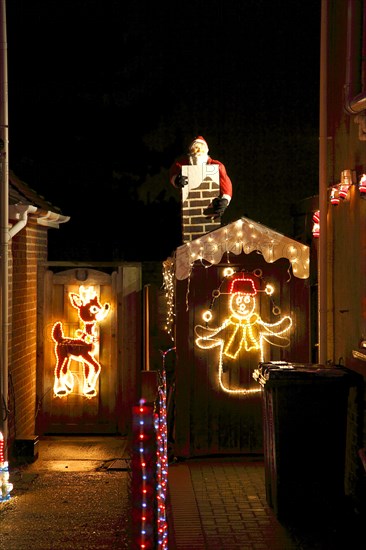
[189,153,209,165]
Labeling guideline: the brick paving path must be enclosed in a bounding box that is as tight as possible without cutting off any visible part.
[168,457,296,550]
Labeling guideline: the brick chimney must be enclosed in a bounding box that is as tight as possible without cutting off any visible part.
[180,165,222,242]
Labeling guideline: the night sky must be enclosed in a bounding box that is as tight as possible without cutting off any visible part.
[6,0,321,262]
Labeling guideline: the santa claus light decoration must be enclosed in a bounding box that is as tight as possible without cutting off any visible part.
[330,186,340,205]
[312,210,320,238]
[195,272,292,395]
[359,173,366,195]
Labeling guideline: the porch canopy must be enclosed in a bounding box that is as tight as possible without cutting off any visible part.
[174,217,310,280]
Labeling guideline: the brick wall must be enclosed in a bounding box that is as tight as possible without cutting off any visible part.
[8,218,48,441]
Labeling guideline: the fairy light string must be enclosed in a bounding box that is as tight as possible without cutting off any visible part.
[162,259,175,342]
[131,401,154,549]
[131,347,174,549]
[154,347,175,549]
[174,218,309,281]
[164,218,309,335]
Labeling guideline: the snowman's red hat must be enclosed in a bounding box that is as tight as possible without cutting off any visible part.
[229,277,257,295]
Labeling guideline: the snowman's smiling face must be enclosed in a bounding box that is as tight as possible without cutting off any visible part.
[230,292,256,319]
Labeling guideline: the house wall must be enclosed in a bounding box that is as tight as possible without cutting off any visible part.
[326,0,366,513]
[263,0,366,514]
[8,218,48,443]
[329,187,366,364]
[327,0,366,367]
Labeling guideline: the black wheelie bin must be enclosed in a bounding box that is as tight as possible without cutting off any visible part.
[253,362,362,523]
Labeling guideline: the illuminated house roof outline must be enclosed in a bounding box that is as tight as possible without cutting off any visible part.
[174,216,310,280]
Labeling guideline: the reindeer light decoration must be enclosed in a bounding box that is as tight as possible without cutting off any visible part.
[52,286,110,398]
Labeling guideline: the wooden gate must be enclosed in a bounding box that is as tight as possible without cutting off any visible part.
[36,266,142,435]
[173,253,310,458]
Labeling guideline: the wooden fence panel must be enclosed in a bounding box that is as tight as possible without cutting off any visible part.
[37,267,135,434]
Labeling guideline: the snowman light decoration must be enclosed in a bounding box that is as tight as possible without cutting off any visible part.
[194,272,293,394]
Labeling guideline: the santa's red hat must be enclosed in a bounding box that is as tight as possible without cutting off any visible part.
[189,136,209,152]
[229,277,257,295]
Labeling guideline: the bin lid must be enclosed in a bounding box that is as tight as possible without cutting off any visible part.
[252,361,356,388]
